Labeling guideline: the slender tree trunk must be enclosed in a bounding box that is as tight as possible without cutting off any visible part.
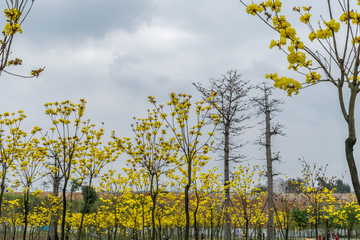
[49,175,60,240]
[4,224,7,240]
[342,89,360,202]
[151,195,157,240]
[150,175,159,240]
[142,199,145,240]
[60,177,69,240]
[77,178,94,240]
[158,217,162,240]
[348,229,351,240]
[0,165,7,218]
[245,219,249,240]
[224,123,231,240]
[12,225,15,240]
[184,160,192,240]
[113,202,119,240]
[210,207,213,240]
[265,106,275,240]
[23,191,30,240]
[194,197,200,240]
[325,220,329,240]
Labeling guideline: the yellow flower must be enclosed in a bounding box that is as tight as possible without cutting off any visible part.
[309,32,316,42]
[324,19,340,32]
[305,71,321,84]
[246,4,263,15]
[4,8,22,22]
[300,13,311,24]
[3,22,23,36]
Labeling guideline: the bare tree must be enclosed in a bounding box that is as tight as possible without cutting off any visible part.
[252,83,284,240]
[194,70,252,240]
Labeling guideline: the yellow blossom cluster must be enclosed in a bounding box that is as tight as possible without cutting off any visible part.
[3,8,22,36]
[265,73,301,96]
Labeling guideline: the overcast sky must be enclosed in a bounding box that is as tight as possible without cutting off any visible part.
[0,0,354,186]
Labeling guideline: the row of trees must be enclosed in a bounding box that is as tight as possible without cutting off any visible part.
[0,158,357,240]
[0,82,354,240]
[5,1,360,240]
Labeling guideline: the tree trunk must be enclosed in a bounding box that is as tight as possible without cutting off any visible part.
[77,178,94,240]
[194,197,199,240]
[23,191,30,240]
[245,219,249,240]
[151,195,157,240]
[210,207,213,240]
[224,123,231,240]
[60,177,69,240]
[158,217,162,240]
[342,90,360,202]
[265,106,275,240]
[0,165,7,219]
[184,160,192,240]
[142,199,145,240]
[49,175,60,240]
[4,224,7,240]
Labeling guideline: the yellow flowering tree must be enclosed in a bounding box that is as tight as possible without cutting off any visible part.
[0,111,27,217]
[42,99,91,240]
[1,1,44,78]
[230,164,265,240]
[92,205,116,238]
[165,192,186,239]
[124,170,152,240]
[297,162,336,238]
[332,201,360,240]
[149,92,220,240]
[28,204,52,238]
[1,199,23,240]
[118,190,144,240]
[99,170,138,240]
[239,0,360,204]
[114,109,178,240]
[12,131,46,240]
[199,188,223,240]
[76,125,119,240]
[190,167,222,240]
[273,193,304,240]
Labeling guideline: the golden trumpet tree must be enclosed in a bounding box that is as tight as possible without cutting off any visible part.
[115,109,178,240]
[239,0,360,204]
[99,170,138,240]
[149,92,220,240]
[76,125,119,240]
[42,99,91,240]
[0,111,27,217]
[28,204,52,237]
[189,167,222,240]
[1,199,23,239]
[2,0,44,78]
[230,164,265,240]
[295,162,336,238]
[13,132,46,240]
[332,201,360,240]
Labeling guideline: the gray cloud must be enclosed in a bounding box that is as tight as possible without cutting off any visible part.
[22,0,155,45]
